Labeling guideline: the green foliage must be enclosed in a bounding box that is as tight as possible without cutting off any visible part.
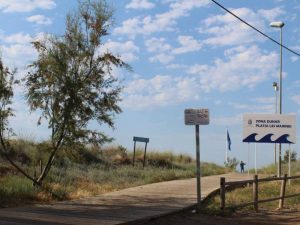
[201,162,227,176]
[0,176,39,207]
[26,0,126,146]
[0,58,14,129]
[224,157,239,171]
[283,150,297,163]
[24,0,129,183]
[258,160,300,176]
[0,140,228,206]
[0,58,15,149]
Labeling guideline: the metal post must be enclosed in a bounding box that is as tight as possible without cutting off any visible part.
[132,141,136,167]
[225,129,228,163]
[255,143,257,174]
[143,142,148,168]
[195,125,201,212]
[274,85,278,165]
[288,145,291,185]
[278,27,283,177]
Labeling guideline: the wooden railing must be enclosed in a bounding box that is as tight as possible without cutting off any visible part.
[220,174,300,212]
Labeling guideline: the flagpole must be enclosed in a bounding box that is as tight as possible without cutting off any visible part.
[225,129,228,163]
[289,144,291,185]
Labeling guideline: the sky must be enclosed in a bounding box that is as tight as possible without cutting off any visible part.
[1,0,300,169]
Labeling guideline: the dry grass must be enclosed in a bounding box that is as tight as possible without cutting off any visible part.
[202,176,300,215]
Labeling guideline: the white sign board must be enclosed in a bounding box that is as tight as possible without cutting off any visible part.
[184,109,209,125]
[243,114,296,144]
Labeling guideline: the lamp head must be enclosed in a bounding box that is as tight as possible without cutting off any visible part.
[273,82,279,91]
[270,21,285,28]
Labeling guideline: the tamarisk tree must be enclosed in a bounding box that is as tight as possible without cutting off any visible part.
[0,60,32,180]
[26,0,128,184]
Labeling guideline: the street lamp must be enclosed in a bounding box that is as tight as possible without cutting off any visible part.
[270,21,284,177]
[273,81,279,165]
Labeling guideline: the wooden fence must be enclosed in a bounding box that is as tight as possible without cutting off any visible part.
[220,174,300,212]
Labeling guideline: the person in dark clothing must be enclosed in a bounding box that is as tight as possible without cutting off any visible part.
[240,161,246,173]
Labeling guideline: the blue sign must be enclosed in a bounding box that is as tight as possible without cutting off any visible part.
[133,136,149,143]
[243,114,296,144]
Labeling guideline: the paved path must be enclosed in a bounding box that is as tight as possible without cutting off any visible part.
[0,173,249,225]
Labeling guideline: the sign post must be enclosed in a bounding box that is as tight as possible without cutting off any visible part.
[195,124,201,209]
[184,108,209,212]
[132,136,149,168]
[242,114,296,177]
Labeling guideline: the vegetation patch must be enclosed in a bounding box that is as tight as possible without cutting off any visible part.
[201,161,300,215]
[0,140,227,207]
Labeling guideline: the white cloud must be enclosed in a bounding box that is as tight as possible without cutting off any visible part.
[254,97,275,104]
[123,44,279,110]
[149,53,174,64]
[1,32,32,44]
[291,95,300,105]
[126,0,155,10]
[188,45,278,92]
[230,101,275,113]
[146,37,174,63]
[212,114,242,126]
[99,40,139,62]
[258,7,285,22]
[0,0,56,13]
[187,64,208,74]
[200,7,284,47]
[114,0,210,38]
[26,14,52,25]
[291,56,299,62]
[166,64,188,69]
[145,37,172,53]
[172,36,202,54]
[0,32,43,68]
[146,36,202,64]
[122,75,199,110]
[1,44,36,68]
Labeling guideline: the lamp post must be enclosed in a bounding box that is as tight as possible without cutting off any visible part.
[273,82,279,165]
[270,21,284,177]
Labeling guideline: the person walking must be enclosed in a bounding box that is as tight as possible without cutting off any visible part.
[240,161,246,173]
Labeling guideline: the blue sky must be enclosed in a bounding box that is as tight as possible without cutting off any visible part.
[1,0,300,168]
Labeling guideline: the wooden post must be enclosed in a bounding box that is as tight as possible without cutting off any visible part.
[279,174,287,209]
[220,177,226,212]
[253,174,258,212]
[143,142,148,168]
[132,141,136,167]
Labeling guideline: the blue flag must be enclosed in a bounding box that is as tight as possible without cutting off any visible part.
[227,130,231,151]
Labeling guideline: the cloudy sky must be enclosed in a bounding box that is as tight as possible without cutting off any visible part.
[1,0,300,168]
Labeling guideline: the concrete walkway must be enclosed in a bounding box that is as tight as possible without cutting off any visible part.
[0,173,249,225]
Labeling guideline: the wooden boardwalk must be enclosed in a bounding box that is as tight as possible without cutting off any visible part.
[0,173,248,225]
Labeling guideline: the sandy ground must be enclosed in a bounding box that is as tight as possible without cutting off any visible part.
[127,208,300,225]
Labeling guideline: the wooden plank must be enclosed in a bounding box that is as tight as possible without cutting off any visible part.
[257,196,282,204]
[284,193,300,199]
[225,179,253,186]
